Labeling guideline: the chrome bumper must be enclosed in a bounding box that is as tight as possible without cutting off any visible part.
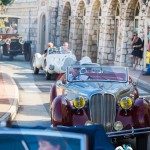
[106,127,150,138]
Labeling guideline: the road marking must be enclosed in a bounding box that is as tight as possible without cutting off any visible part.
[138,87,149,95]
[19,82,42,93]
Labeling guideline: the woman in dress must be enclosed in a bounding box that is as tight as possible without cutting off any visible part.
[131,32,143,69]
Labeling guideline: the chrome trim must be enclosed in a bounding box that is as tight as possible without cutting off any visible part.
[106,127,150,138]
[89,93,116,131]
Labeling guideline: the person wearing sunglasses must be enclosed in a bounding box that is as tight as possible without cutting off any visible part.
[131,32,143,70]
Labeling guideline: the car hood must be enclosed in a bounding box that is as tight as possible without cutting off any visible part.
[65,81,130,98]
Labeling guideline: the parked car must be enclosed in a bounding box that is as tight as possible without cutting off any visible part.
[0,15,32,61]
[0,123,114,150]
[50,64,150,150]
[32,52,76,80]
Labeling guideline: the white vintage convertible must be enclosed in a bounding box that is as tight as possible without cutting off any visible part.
[32,53,76,80]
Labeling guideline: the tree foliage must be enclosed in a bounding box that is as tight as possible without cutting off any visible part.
[0,0,14,6]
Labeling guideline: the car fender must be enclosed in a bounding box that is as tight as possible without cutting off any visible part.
[51,96,72,126]
[46,54,76,74]
[133,98,150,128]
[33,53,43,68]
[115,108,134,130]
[50,84,57,105]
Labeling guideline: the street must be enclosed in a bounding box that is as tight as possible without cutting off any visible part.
[0,56,52,127]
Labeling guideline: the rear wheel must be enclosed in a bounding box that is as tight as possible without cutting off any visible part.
[9,55,13,61]
[24,43,31,61]
[0,46,3,61]
[136,135,148,150]
[32,56,39,74]
[45,72,51,80]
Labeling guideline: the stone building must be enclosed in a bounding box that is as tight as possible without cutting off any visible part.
[5,0,150,70]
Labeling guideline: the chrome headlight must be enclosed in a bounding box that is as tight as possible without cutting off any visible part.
[114,121,123,131]
[120,97,133,110]
[73,96,86,109]
[49,65,54,70]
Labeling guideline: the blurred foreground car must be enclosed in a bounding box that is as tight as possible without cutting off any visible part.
[0,124,114,150]
[32,52,76,80]
[50,65,150,150]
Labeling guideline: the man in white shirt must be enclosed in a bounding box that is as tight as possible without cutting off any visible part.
[59,42,72,54]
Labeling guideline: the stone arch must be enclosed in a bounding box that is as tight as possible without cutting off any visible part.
[87,0,101,63]
[40,13,46,53]
[105,0,120,64]
[123,0,141,68]
[60,2,71,45]
[126,1,140,32]
[73,0,86,60]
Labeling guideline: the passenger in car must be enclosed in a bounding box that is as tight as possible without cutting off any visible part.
[58,42,72,54]
[44,42,54,57]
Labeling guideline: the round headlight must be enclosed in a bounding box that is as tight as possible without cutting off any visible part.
[85,120,93,126]
[73,96,86,109]
[114,121,123,131]
[120,97,133,110]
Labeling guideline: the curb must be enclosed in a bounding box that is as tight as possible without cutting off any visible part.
[0,74,19,122]
[130,75,150,92]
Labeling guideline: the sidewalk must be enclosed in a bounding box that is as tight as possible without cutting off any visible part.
[129,67,150,92]
[0,72,19,121]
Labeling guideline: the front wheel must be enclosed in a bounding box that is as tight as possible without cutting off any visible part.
[136,135,148,150]
[45,72,51,80]
[33,67,39,74]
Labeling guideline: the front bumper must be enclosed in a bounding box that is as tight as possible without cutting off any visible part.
[107,127,150,138]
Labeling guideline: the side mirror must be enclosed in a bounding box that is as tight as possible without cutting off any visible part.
[56,80,64,87]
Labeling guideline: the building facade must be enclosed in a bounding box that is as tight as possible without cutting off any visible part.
[6,0,150,70]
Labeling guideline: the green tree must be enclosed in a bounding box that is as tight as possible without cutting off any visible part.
[0,0,14,6]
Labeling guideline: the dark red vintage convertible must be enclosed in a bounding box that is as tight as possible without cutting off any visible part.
[50,64,150,150]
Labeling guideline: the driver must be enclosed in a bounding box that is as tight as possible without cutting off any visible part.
[60,67,90,83]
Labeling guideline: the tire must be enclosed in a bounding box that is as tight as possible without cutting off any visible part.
[32,56,39,74]
[0,46,3,61]
[24,44,31,61]
[136,135,148,150]
[9,55,13,61]
[45,72,51,80]
[33,66,39,74]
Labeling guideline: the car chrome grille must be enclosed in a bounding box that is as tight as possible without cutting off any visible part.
[90,93,116,131]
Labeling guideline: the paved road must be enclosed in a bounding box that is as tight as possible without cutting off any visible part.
[0,56,52,127]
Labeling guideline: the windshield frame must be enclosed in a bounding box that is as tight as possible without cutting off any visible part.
[66,65,129,83]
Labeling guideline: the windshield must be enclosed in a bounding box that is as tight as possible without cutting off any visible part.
[67,65,128,82]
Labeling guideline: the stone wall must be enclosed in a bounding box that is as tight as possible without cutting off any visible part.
[6,0,38,53]
[6,0,150,70]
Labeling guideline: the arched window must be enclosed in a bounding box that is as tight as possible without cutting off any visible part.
[97,7,102,47]
[114,4,120,53]
[68,9,71,40]
[134,2,140,32]
[82,8,86,43]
